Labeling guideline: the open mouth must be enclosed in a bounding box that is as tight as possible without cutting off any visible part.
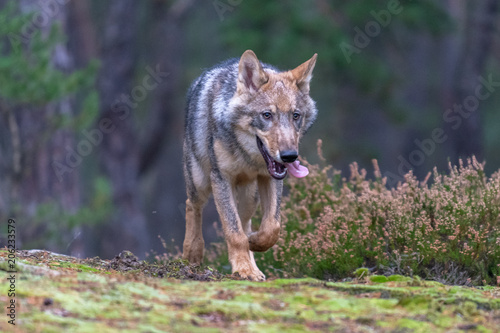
[256,136,288,180]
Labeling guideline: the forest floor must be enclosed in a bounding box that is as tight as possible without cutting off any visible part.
[1,249,499,333]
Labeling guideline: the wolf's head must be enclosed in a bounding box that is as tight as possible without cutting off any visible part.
[230,50,318,180]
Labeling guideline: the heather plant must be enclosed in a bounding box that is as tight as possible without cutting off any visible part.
[206,141,500,285]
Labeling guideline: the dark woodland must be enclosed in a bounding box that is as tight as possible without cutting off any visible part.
[1,0,499,260]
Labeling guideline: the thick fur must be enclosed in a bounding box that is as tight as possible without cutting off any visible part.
[183,50,317,280]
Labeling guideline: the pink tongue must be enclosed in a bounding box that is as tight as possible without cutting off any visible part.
[285,160,309,178]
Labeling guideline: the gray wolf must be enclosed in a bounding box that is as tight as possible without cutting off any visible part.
[182,50,317,280]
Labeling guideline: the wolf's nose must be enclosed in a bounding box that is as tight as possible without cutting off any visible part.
[280,150,298,163]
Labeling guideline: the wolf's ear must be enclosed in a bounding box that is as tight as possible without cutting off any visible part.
[291,53,317,94]
[237,50,269,95]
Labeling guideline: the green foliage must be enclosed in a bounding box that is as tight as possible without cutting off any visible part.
[50,90,100,131]
[0,1,98,106]
[206,143,500,285]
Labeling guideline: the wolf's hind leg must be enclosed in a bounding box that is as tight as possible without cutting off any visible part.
[182,156,210,265]
[182,196,207,264]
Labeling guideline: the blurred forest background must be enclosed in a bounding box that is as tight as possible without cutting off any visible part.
[0,0,499,259]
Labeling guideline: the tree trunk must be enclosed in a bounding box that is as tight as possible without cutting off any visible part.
[66,0,97,68]
[442,0,498,162]
[139,0,197,174]
[96,0,149,258]
[139,0,201,253]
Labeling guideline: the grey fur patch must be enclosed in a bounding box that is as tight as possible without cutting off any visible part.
[211,171,241,233]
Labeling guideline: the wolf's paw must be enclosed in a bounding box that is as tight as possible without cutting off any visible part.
[182,252,203,266]
[248,229,280,252]
[233,266,266,281]
[182,239,205,265]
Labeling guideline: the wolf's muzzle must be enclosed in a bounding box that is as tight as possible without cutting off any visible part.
[280,150,298,163]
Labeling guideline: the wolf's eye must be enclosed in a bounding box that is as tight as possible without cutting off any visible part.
[262,111,272,120]
[293,112,301,120]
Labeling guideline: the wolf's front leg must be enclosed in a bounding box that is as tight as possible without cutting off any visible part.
[211,171,265,281]
[248,176,283,252]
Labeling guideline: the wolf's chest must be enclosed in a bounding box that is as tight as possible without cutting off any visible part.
[212,137,267,178]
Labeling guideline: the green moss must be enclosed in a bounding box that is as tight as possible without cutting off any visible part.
[268,277,322,286]
[248,323,309,333]
[387,274,412,282]
[1,252,499,333]
[396,318,432,331]
[369,275,389,283]
[354,267,370,279]
[1,260,23,274]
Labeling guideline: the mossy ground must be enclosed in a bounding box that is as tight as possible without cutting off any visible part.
[1,249,499,332]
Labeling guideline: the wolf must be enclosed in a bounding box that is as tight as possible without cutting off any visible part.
[182,50,317,280]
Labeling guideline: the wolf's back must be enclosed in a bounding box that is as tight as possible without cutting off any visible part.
[183,59,239,162]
